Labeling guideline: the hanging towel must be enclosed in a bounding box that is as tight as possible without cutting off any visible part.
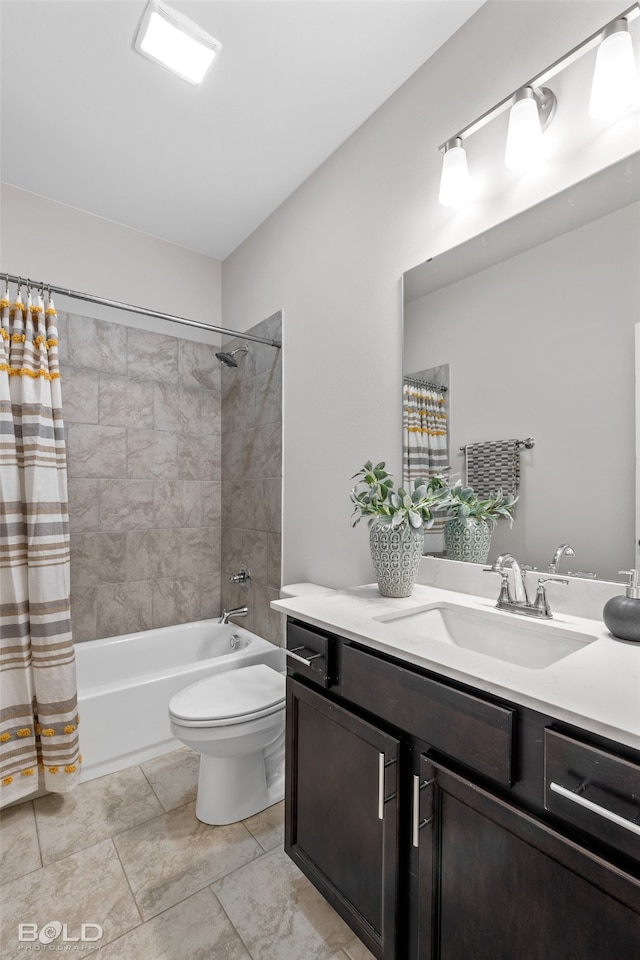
[464,439,520,499]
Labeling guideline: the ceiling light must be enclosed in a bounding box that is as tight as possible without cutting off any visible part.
[504,86,556,171]
[135,0,221,85]
[438,138,473,208]
[589,19,640,120]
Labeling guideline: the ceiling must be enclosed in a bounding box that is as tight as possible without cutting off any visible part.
[0,0,483,260]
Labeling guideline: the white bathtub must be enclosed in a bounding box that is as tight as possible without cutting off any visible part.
[75,619,285,782]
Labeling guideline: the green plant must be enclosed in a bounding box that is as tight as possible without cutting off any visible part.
[441,480,517,528]
[350,461,448,535]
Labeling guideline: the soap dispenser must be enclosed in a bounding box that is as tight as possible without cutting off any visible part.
[603,570,640,643]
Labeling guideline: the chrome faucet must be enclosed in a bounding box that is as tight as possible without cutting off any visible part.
[485,554,568,619]
[219,606,249,625]
[492,553,529,603]
[548,543,575,575]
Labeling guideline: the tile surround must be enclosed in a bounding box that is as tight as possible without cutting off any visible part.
[61,311,222,641]
[0,750,375,960]
[62,310,281,643]
[221,314,283,645]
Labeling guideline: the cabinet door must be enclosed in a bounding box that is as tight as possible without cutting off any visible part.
[414,756,640,960]
[286,677,400,960]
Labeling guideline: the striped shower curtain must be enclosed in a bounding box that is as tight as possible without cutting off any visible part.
[0,283,80,805]
[402,380,448,533]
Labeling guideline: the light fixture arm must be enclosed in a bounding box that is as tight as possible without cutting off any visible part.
[438,1,639,151]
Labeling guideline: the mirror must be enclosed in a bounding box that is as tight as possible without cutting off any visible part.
[403,154,640,583]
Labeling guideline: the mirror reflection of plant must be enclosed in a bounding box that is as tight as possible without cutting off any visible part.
[350,461,448,537]
[441,480,517,528]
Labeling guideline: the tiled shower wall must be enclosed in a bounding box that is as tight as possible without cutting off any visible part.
[220,313,283,646]
[58,312,222,642]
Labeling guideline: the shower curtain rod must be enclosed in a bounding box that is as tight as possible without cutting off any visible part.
[2,273,282,349]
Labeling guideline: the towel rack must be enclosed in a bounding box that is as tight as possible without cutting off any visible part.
[404,376,448,393]
[459,437,535,452]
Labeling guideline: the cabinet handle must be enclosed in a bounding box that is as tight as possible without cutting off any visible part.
[412,775,434,847]
[378,753,385,820]
[549,781,640,836]
[377,755,397,820]
[285,645,323,666]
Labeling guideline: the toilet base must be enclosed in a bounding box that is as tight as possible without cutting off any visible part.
[194,740,285,825]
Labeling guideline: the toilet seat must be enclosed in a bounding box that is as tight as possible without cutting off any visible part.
[169,664,285,728]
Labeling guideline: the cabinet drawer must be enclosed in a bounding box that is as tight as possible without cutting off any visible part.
[286,620,334,689]
[544,729,640,863]
[340,644,515,785]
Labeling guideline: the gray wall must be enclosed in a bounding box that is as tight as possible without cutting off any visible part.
[220,1,637,592]
[60,312,222,641]
[220,313,283,645]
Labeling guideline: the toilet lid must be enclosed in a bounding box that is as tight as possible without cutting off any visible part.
[169,664,285,723]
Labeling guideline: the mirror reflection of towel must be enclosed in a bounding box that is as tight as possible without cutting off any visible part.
[465,440,520,498]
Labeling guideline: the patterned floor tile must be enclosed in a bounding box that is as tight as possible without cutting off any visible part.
[99,887,251,960]
[0,839,141,959]
[34,764,163,864]
[243,799,284,852]
[141,747,199,811]
[0,800,41,882]
[114,800,262,920]
[212,845,353,960]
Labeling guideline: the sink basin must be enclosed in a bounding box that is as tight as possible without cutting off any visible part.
[374,603,596,669]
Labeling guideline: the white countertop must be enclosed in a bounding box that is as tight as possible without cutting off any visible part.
[271,583,640,751]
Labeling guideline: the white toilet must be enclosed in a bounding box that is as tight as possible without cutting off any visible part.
[168,583,331,826]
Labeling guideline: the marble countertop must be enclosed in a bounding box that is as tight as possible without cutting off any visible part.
[271,583,640,751]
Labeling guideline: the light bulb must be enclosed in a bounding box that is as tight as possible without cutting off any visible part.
[438,138,473,208]
[505,88,542,171]
[589,19,639,121]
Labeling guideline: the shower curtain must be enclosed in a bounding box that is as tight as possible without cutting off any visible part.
[402,380,448,533]
[0,283,80,805]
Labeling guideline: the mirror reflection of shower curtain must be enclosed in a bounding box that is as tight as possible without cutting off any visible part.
[402,380,448,547]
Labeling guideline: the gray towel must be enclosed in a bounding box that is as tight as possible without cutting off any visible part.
[464,440,520,499]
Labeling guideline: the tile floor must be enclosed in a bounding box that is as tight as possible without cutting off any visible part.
[0,748,375,960]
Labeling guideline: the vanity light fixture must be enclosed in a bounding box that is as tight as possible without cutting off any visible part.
[504,86,556,171]
[134,0,222,85]
[438,2,640,206]
[589,19,640,120]
[438,138,473,207]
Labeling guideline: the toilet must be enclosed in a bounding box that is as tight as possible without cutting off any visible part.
[168,583,331,825]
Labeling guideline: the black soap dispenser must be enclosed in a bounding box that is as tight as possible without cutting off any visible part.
[603,570,640,643]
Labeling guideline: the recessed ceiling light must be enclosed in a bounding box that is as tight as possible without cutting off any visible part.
[134,0,221,86]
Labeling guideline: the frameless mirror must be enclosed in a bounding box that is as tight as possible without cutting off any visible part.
[403,154,640,582]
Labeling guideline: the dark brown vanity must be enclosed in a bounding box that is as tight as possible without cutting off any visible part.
[284,617,640,960]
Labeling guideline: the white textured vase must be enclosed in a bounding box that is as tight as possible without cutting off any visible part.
[369,522,424,598]
[444,518,492,564]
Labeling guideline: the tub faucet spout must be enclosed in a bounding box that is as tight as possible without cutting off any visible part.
[219,606,249,625]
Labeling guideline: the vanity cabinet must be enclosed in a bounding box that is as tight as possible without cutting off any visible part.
[414,756,640,960]
[285,677,401,958]
[284,618,640,960]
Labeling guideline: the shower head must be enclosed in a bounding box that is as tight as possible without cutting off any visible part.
[215,346,249,368]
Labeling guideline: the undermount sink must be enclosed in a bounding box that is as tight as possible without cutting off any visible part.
[374,603,596,670]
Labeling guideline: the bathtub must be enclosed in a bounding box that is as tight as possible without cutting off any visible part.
[74,619,285,782]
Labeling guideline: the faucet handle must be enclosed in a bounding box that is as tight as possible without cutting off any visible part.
[533,576,569,618]
[484,566,512,603]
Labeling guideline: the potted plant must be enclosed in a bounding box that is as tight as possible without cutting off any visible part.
[350,461,448,597]
[440,481,517,563]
